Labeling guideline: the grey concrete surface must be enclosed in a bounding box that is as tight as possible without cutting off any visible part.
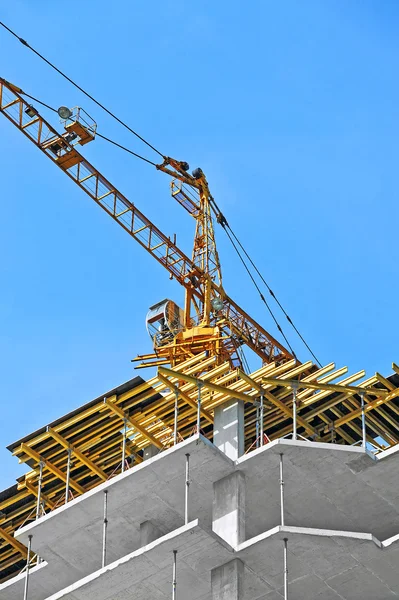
[214,399,245,460]
[237,525,399,599]
[212,558,244,600]
[237,438,399,540]
[0,560,48,600]
[33,524,399,600]
[213,472,246,547]
[42,521,235,600]
[3,437,399,600]
[5,435,233,600]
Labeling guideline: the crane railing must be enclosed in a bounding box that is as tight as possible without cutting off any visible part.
[0,77,294,364]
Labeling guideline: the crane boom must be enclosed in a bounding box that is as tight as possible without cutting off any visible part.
[0,77,294,365]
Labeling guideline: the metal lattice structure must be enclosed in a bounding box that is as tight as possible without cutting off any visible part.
[1,76,399,590]
[0,77,293,367]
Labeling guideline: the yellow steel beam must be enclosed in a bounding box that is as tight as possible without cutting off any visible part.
[262,377,386,398]
[237,369,317,436]
[19,443,85,495]
[0,526,28,557]
[47,427,108,481]
[158,366,257,405]
[156,373,214,425]
[297,366,349,400]
[376,372,396,391]
[0,491,28,512]
[301,362,336,381]
[104,397,163,449]
[332,387,399,429]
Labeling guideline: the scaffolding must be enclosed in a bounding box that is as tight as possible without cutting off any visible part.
[1,353,399,585]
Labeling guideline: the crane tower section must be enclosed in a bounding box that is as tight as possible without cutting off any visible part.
[0,77,294,370]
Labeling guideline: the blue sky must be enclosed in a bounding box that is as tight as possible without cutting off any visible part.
[0,1,398,487]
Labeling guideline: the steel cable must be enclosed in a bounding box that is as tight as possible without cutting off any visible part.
[0,21,165,159]
[20,91,157,166]
[223,226,297,359]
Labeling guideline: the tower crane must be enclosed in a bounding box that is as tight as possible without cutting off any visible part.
[0,77,295,370]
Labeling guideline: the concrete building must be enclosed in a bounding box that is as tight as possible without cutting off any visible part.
[1,355,399,599]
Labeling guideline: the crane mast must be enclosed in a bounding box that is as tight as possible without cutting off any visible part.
[0,77,295,369]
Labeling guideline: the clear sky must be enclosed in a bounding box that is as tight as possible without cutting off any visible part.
[0,1,398,488]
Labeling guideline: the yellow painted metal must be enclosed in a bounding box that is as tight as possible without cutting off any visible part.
[375,372,396,391]
[333,387,399,428]
[1,354,399,581]
[104,397,163,449]
[47,428,108,481]
[19,443,85,495]
[1,76,399,581]
[158,366,257,405]
[261,377,387,397]
[156,373,214,425]
[0,77,293,368]
[0,526,29,557]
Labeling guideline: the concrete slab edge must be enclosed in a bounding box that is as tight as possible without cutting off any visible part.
[42,520,200,600]
[0,559,48,591]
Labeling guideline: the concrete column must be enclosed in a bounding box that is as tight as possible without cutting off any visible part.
[143,445,158,461]
[214,399,244,461]
[211,559,244,600]
[140,521,163,546]
[213,472,245,547]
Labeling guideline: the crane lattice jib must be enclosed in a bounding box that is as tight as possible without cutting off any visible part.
[0,78,293,364]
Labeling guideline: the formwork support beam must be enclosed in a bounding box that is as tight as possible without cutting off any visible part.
[157,373,213,425]
[158,367,257,405]
[104,397,163,449]
[0,526,30,557]
[19,443,84,495]
[48,427,108,481]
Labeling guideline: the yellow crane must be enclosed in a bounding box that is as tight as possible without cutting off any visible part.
[0,77,294,370]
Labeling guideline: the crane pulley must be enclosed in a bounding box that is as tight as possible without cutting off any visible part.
[0,77,295,369]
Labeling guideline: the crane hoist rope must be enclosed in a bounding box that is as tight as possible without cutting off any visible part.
[0,19,320,365]
[5,79,320,366]
[0,21,164,159]
[0,76,296,370]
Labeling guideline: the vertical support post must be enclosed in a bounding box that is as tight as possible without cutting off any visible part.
[172,549,177,600]
[121,418,127,473]
[23,535,32,600]
[361,393,366,449]
[260,392,264,447]
[185,453,190,525]
[65,448,72,504]
[197,382,202,434]
[279,453,285,526]
[283,538,288,600]
[174,389,179,445]
[102,490,108,568]
[292,385,297,441]
[35,462,44,520]
[255,406,260,448]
